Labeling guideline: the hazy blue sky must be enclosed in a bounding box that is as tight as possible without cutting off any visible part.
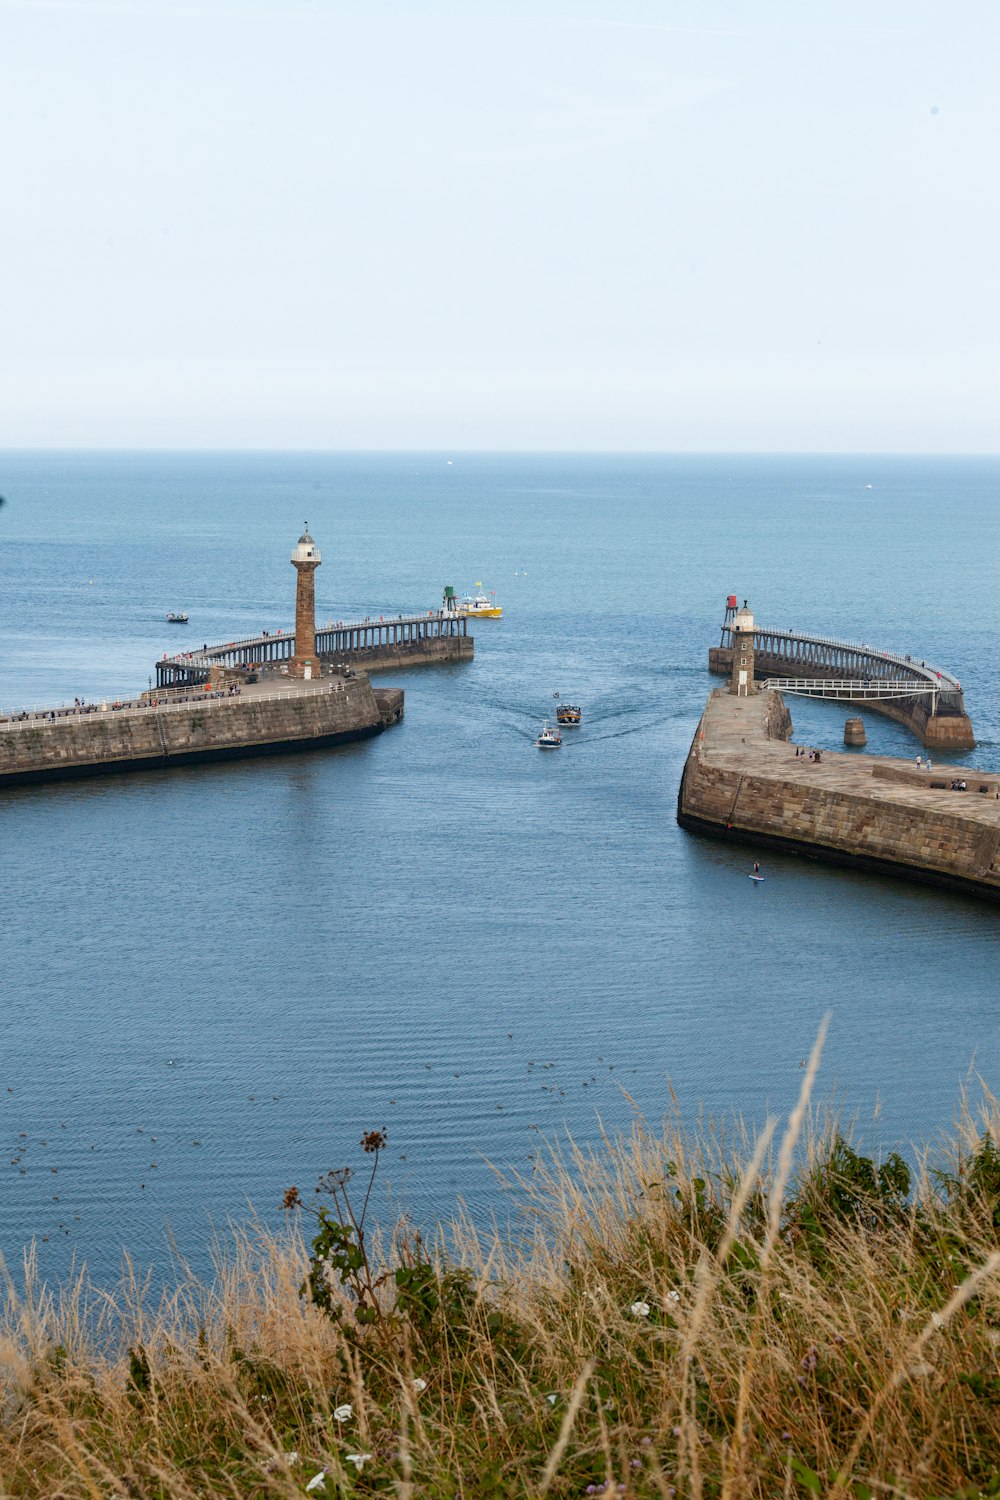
[1,0,996,450]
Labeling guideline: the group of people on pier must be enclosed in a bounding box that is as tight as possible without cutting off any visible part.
[0,683,245,729]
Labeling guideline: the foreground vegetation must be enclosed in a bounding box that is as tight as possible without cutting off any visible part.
[4,1058,1000,1497]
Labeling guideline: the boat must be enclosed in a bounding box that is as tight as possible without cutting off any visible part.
[166,612,189,624]
[457,583,502,618]
[555,703,582,725]
[536,722,562,749]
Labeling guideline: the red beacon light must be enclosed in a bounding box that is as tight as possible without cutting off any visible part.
[727,594,738,609]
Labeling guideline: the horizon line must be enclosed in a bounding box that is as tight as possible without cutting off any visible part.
[0,446,997,459]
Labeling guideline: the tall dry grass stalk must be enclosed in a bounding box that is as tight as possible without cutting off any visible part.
[2,1079,1000,1497]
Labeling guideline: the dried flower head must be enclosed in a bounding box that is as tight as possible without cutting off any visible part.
[281,1185,301,1210]
[361,1129,387,1154]
[318,1167,352,1193]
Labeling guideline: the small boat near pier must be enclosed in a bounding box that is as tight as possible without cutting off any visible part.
[536,722,562,749]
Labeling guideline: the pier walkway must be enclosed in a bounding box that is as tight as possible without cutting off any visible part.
[156,611,471,689]
[0,676,349,733]
[709,617,974,748]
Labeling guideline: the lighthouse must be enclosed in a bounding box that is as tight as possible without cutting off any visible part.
[290,526,321,680]
[730,599,756,696]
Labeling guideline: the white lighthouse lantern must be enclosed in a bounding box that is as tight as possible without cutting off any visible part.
[292,528,321,565]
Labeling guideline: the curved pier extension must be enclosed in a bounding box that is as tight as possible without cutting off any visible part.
[708,624,974,749]
[157,613,473,690]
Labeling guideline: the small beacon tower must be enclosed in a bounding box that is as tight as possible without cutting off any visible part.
[730,599,756,697]
[290,526,321,680]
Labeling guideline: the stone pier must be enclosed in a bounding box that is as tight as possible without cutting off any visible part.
[708,612,974,749]
[0,677,402,789]
[677,689,1000,903]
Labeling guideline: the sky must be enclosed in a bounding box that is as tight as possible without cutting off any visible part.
[0,0,996,451]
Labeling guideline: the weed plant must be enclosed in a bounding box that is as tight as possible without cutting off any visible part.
[3,1066,1000,1497]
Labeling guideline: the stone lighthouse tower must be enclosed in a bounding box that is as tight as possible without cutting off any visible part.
[730,599,756,696]
[290,526,322,680]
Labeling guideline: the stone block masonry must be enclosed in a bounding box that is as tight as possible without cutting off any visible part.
[677,690,1000,903]
[0,679,402,789]
[330,634,474,674]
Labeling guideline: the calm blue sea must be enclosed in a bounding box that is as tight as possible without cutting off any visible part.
[1,451,998,1288]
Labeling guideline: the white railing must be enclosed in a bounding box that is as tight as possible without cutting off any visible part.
[0,682,349,734]
[724,624,961,690]
[762,678,940,702]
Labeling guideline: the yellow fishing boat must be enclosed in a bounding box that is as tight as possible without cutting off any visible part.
[458,583,503,618]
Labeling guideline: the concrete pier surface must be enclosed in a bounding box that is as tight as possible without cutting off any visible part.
[677,690,1000,903]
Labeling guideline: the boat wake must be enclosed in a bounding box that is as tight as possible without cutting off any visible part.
[485,681,682,745]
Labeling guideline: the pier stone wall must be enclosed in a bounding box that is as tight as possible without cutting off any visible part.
[0,679,397,788]
[325,636,474,674]
[678,690,1000,903]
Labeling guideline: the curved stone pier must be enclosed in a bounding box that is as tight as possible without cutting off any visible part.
[708,624,974,749]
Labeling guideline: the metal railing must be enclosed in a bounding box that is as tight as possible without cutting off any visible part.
[762,678,940,704]
[161,610,458,670]
[722,624,961,689]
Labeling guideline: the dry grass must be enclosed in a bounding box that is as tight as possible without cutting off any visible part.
[3,1089,1000,1499]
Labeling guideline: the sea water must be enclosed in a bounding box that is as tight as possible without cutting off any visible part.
[0,451,998,1286]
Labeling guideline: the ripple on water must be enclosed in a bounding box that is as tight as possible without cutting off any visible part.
[1,451,999,1286]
